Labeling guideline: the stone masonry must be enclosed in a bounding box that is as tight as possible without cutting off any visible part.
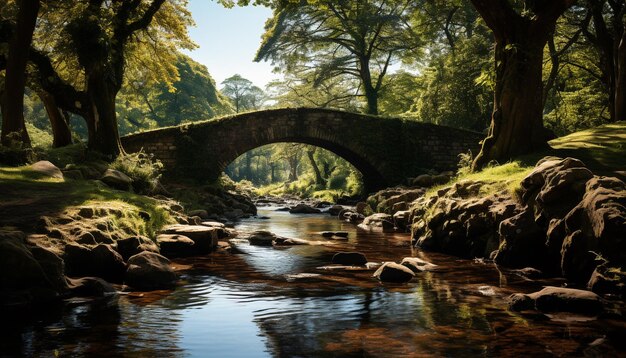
[122,108,483,192]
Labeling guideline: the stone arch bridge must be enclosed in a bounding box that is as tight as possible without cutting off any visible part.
[122,108,483,192]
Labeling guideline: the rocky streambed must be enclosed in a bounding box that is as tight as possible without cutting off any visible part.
[2,156,626,356]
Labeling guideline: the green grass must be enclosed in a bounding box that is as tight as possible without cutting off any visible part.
[425,121,626,199]
[549,121,626,173]
[0,164,174,237]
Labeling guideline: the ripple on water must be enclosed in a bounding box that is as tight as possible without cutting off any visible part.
[5,206,626,357]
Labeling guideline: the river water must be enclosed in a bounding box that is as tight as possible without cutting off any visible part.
[3,207,626,357]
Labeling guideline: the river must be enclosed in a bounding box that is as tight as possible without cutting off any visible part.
[3,206,625,357]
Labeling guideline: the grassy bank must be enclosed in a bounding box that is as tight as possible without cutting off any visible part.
[0,157,175,238]
[426,121,626,199]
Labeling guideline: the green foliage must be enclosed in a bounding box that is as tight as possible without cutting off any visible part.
[255,0,422,114]
[25,122,52,148]
[110,151,164,194]
[456,150,474,177]
[221,74,266,113]
[228,142,364,199]
[118,54,234,134]
[412,32,493,131]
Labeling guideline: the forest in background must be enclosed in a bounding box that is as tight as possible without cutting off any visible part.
[1,0,622,199]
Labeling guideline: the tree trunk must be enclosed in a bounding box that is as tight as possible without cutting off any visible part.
[306,148,326,186]
[470,0,573,170]
[473,37,549,169]
[287,155,299,182]
[244,151,252,179]
[85,69,124,158]
[615,28,626,121]
[38,91,72,147]
[1,0,39,148]
[359,57,379,115]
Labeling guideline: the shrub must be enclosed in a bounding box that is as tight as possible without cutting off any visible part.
[456,150,474,177]
[110,151,163,194]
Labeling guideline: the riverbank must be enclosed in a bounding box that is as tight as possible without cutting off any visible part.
[364,122,626,298]
[0,150,256,307]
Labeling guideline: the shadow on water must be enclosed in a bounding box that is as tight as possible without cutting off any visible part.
[3,206,626,357]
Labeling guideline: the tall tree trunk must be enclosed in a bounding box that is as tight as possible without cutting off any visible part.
[1,0,39,148]
[287,155,299,182]
[470,0,573,170]
[244,151,252,180]
[85,70,124,158]
[615,27,626,121]
[306,147,326,186]
[359,57,379,115]
[473,36,549,169]
[38,91,72,147]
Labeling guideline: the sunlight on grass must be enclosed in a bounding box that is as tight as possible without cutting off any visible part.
[425,161,533,199]
[549,121,626,170]
[1,165,174,237]
[0,166,62,183]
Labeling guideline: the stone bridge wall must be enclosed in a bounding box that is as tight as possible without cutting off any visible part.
[122,108,483,192]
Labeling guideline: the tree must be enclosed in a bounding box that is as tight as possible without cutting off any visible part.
[470,0,575,170]
[124,54,233,128]
[581,0,626,122]
[221,74,265,112]
[255,0,421,115]
[8,0,194,157]
[1,0,39,148]
[267,69,362,110]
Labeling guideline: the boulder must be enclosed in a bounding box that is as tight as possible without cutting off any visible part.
[188,209,209,219]
[289,204,322,214]
[67,277,117,297]
[587,265,626,297]
[124,252,177,291]
[373,262,415,283]
[355,202,370,215]
[331,252,368,266]
[401,257,438,272]
[513,267,544,279]
[321,231,349,238]
[100,169,132,191]
[29,245,67,291]
[494,210,549,271]
[156,234,196,257]
[508,286,603,315]
[328,205,344,216]
[0,231,59,304]
[245,230,279,246]
[64,243,127,282]
[561,176,626,282]
[62,169,83,180]
[357,213,395,232]
[116,236,159,260]
[393,210,411,231]
[161,225,219,254]
[273,237,310,245]
[30,161,63,179]
[339,209,365,223]
[412,174,434,188]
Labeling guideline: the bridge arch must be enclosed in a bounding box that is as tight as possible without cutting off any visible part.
[122,108,483,193]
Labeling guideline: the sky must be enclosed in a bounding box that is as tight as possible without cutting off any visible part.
[183,0,278,89]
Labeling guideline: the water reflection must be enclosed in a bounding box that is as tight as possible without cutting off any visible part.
[3,206,625,357]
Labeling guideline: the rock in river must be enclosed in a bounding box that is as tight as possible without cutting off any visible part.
[507,286,603,315]
[332,252,368,266]
[373,262,415,283]
[124,252,177,291]
[289,204,322,214]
